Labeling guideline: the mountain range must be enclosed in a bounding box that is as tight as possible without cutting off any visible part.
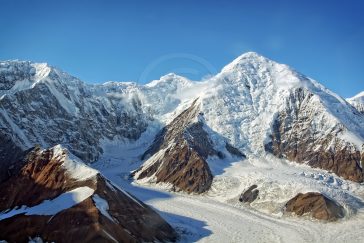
[0,52,364,242]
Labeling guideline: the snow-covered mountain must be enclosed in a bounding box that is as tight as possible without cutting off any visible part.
[0,61,151,162]
[134,52,364,187]
[1,53,364,184]
[1,53,364,241]
[348,91,364,114]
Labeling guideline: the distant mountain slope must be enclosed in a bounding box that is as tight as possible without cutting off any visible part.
[347,91,364,114]
[0,61,150,162]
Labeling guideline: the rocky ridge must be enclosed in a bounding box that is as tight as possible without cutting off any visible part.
[0,61,150,162]
[134,99,244,193]
[0,145,177,242]
[265,88,364,182]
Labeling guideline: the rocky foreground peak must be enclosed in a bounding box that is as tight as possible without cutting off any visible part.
[134,99,244,193]
[0,145,177,242]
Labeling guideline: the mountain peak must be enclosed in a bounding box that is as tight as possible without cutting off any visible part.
[347,91,364,114]
[233,51,270,62]
[348,91,364,103]
[238,51,264,58]
[221,51,274,74]
[145,72,193,88]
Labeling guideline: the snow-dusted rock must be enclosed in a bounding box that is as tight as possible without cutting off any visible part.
[0,145,177,242]
[134,99,244,193]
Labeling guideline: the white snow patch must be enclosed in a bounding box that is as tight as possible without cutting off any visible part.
[0,108,31,148]
[52,145,98,181]
[92,194,115,223]
[339,130,364,150]
[43,79,79,115]
[105,179,145,208]
[101,230,118,243]
[347,91,364,103]
[0,187,94,221]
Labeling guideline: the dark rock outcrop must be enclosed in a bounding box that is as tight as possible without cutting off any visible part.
[135,99,243,193]
[239,185,259,203]
[136,99,214,193]
[265,88,364,182]
[0,129,29,183]
[285,192,345,221]
[0,146,177,243]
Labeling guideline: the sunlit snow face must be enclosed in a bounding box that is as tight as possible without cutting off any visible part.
[138,53,218,84]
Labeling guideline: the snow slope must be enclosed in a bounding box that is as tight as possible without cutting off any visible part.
[347,91,364,114]
[0,61,150,162]
[348,91,364,104]
[148,52,364,154]
[95,153,364,243]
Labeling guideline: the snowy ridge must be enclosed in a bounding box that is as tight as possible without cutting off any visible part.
[51,145,99,181]
[0,61,150,162]
[132,52,364,154]
[348,91,364,104]
[347,91,364,114]
[92,194,116,222]
[1,53,363,165]
[1,53,363,166]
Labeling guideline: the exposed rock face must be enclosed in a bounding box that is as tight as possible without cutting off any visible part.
[0,61,149,162]
[285,192,345,221]
[0,61,36,90]
[265,88,364,182]
[0,146,177,242]
[239,185,259,203]
[135,99,244,193]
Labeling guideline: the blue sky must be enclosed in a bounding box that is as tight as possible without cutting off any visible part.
[1,0,363,97]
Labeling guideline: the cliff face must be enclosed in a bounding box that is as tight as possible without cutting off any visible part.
[0,146,177,243]
[0,61,149,163]
[0,129,27,183]
[265,88,364,182]
[135,99,244,193]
